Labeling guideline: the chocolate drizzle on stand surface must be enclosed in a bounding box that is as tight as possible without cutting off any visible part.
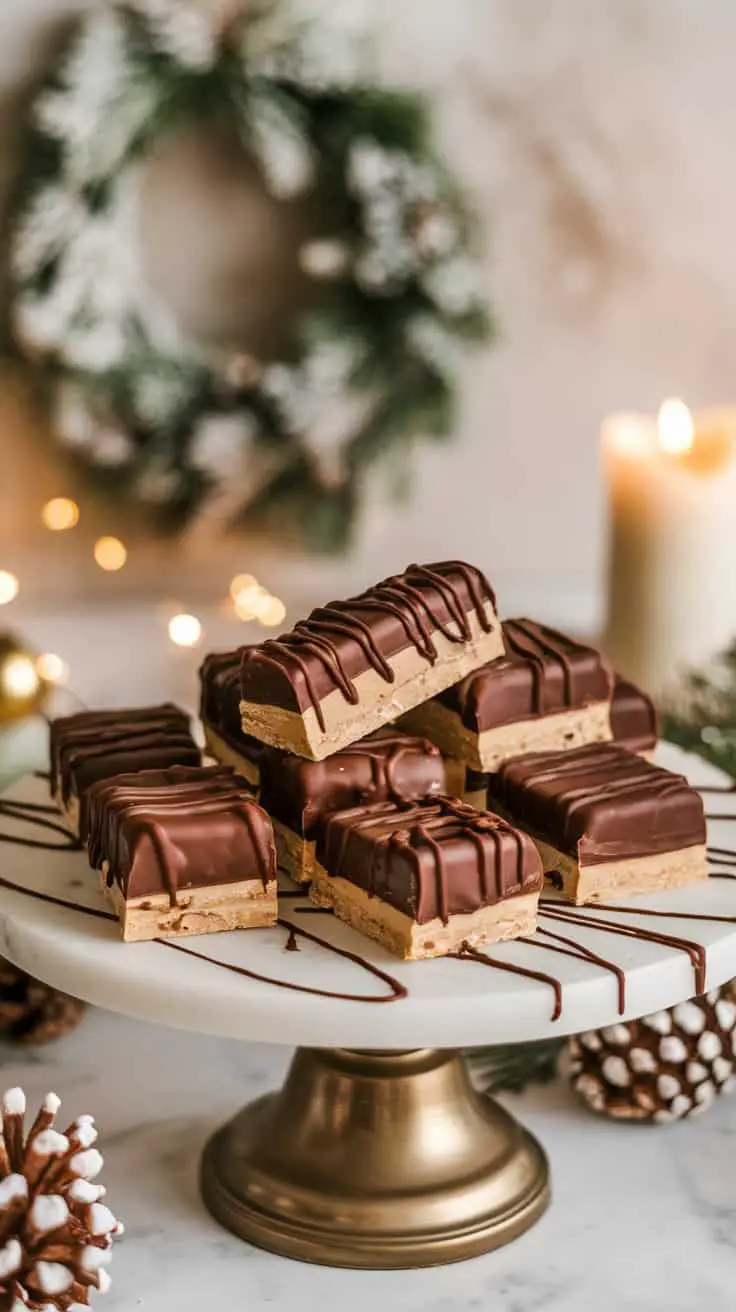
[0,799,80,851]
[538,902,707,995]
[449,942,563,1021]
[240,561,497,732]
[0,860,406,1003]
[162,919,407,1003]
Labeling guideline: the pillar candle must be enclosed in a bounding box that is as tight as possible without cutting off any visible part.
[602,400,736,698]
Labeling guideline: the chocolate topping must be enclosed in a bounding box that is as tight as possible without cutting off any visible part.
[259,726,446,838]
[199,649,267,765]
[84,764,240,863]
[317,796,543,924]
[610,676,658,753]
[488,743,706,866]
[240,561,497,730]
[50,704,199,804]
[88,769,276,904]
[436,618,612,732]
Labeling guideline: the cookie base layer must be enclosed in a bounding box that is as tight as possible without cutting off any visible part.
[203,726,261,790]
[310,870,539,960]
[399,699,613,773]
[103,874,277,942]
[240,605,503,762]
[273,816,319,885]
[536,839,709,905]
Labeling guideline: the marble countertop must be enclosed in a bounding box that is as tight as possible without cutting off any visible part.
[5,1008,736,1312]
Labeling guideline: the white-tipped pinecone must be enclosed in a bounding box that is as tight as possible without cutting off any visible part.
[569,986,736,1123]
[0,1087,122,1309]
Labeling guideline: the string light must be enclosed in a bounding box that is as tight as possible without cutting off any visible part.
[257,595,286,627]
[0,571,19,605]
[2,654,40,700]
[37,652,69,684]
[42,498,79,531]
[94,536,127,570]
[234,584,267,621]
[229,573,258,600]
[168,613,202,647]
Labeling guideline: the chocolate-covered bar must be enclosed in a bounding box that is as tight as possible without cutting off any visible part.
[239,561,503,761]
[86,766,277,941]
[259,726,455,884]
[49,705,201,833]
[487,743,707,905]
[399,619,613,772]
[200,649,268,786]
[610,676,658,754]
[462,668,658,812]
[310,796,544,959]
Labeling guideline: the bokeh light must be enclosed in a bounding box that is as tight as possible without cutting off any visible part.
[94,536,127,571]
[230,573,258,600]
[0,571,19,605]
[168,613,202,647]
[42,498,80,531]
[2,654,40,700]
[37,652,69,684]
[257,595,287,627]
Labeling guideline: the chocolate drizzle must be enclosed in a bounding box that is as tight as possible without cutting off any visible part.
[162,918,407,1003]
[449,941,563,1021]
[319,796,543,925]
[240,561,496,731]
[538,901,708,994]
[90,774,277,906]
[522,925,626,1014]
[258,727,446,839]
[490,743,706,865]
[0,799,81,852]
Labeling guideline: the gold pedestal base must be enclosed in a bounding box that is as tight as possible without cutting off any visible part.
[200,1047,549,1268]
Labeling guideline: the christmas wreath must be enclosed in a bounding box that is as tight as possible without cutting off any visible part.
[8,0,489,549]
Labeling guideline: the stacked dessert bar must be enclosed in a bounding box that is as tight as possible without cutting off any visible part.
[49,705,277,942]
[47,556,707,958]
[202,559,706,957]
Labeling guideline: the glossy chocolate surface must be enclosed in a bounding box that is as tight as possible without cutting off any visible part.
[317,796,543,924]
[610,676,658,753]
[199,649,267,766]
[83,764,238,857]
[259,727,447,838]
[488,743,705,866]
[87,767,276,903]
[239,561,497,726]
[436,619,612,732]
[50,705,200,804]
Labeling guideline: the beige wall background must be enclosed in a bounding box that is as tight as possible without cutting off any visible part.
[2,0,736,630]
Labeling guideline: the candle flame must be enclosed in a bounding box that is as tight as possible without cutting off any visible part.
[657,398,694,456]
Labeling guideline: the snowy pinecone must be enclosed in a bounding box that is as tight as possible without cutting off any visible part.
[0,959,85,1047]
[569,987,736,1123]
[0,1087,122,1309]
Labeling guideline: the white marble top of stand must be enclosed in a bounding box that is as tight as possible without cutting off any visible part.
[0,745,734,1049]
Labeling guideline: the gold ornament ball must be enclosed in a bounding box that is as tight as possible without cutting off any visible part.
[0,632,48,725]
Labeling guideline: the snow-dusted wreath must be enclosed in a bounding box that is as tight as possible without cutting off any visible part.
[9,0,489,549]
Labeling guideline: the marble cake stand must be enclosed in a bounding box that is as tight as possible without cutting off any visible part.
[0,747,734,1268]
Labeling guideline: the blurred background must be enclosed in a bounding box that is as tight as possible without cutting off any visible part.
[2,0,736,711]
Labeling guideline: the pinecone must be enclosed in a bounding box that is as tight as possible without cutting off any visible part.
[569,986,736,1123]
[0,960,85,1046]
[0,1087,122,1309]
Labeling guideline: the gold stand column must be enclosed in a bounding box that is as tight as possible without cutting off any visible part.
[200,1047,549,1268]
